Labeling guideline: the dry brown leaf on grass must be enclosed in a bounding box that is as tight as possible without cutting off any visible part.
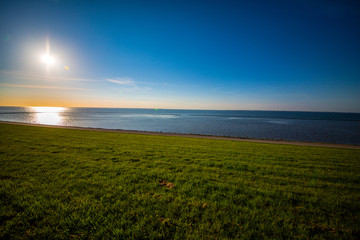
[160,180,175,189]
[166,182,175,189]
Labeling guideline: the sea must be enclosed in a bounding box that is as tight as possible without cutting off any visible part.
[1,106,360,145]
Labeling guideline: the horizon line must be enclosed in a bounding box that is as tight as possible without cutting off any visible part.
[0,105,359,114]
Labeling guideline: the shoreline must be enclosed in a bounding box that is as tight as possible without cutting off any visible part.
[1,120,359,149]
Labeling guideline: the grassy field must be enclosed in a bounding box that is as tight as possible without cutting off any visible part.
[0,123,359,239]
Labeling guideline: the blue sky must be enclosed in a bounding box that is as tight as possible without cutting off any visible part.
[0,0,360,112]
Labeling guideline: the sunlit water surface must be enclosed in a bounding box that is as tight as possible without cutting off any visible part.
[26,107,67,125]
[1,107,359,145]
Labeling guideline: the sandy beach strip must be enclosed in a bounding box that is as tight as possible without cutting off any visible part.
[1,121,359,149]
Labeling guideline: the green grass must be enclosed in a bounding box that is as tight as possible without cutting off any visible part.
[0,123,359,239]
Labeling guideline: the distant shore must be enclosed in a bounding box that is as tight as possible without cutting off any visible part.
[1,121,359,149]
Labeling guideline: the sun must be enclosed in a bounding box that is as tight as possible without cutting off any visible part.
[41,53,55,65]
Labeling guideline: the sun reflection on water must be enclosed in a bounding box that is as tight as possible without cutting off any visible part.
[29,107,66,125]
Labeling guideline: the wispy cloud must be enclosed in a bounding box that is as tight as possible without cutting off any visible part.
[106,77,136,86]
[107,77,152,92]
[0,83,92,91]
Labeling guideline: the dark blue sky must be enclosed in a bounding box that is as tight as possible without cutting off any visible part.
[1,0,360,111]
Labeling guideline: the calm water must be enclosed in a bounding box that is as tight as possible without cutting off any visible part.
[1,106,360,145]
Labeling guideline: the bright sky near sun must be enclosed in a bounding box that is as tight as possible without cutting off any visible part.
[0,0,360,112]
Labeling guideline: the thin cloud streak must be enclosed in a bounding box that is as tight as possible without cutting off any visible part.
[107,77,136,86]
[107,77,152,92]
[0,83,93,91]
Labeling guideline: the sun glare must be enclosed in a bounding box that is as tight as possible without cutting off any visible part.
[41,54,55,65]
[29,107,66,125]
